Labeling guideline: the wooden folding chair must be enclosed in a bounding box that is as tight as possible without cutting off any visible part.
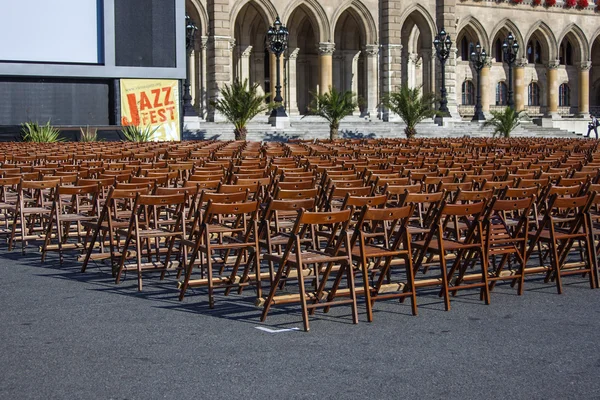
[41,184,100,263]
[115,193,187,291]
[525,193,597,293]
[259,208,358,331]
[350,205,417,321]
[178,200,261,307]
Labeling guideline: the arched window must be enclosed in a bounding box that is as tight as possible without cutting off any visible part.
[559,83,570,107]
[527,40,543,64]
[460,37,470,61]
[495,38,504,63]
[496,82,508,106]
[528,82,540,106]
[560,41,573,66]
[462,80,475,105]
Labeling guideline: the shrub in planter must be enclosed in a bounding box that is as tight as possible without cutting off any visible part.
[565,0,577,7]
[546,0,556,6]
[533,0,542,5]
[578,0,589,7]
[512,0,523,3]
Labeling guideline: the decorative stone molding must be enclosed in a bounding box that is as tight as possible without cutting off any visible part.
[578,61,592,71]
[483,59,492,68]
[228,38,236,53]
[363,44,379,57]
[200,36,209,50]
[288,48,301,59]
[240,45,253,58]
[318,42,335,55]
[515,58,528,68]
[547,60,560,69]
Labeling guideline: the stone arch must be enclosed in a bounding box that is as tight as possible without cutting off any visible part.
[281,0,329,43]
[490,19,525,60]
[557,24,589,64]
[230,0,277,34]
[398,5,436,45]
[399,6,436,94]
[330,0,377,45]
[456,16,490,52]
[186,0,209,36]
[524,21,558,62]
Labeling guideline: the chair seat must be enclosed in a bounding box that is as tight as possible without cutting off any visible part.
[529,229,586,241]
[264,249,349,266]
[412,239,482,252]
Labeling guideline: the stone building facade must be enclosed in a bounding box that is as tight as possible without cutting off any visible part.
[185,0,600,122]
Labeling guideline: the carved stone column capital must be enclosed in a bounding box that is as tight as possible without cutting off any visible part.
[515,58,528,68]
[200,36,209,50]
[578,61,592,71]
[228,38,236,53]
[318,42,336,55]
[288,48,301,59]
[363,44,379,57]
[240,45,253,58]
[547,60,560,70]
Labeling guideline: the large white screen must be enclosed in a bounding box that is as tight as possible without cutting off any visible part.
[0,0,101,64]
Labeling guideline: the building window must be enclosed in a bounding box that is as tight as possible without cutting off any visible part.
[496,82,508,106]
[528,82,540,106]
[559,41,573,66]
[462,80,475,105]
[527,40,543,64]
[495,38,503,63]
[559,83,570,107]
[460,37,470,61]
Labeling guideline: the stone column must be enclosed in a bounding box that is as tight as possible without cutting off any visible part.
[229,38,236,83]
[514,58,527,112]
[436,0,459,119]
[364,44,378,117]
[422,48,433,95]
[206,0,232,122]
[239,45,253,83]
[546,60,560,117]
[287,48,300,115]
[199,37,208,119]
[480,60,491,113]
[253,53,265,96]
[318,42,335,95]
[269,52,276,99]
[578,61,592,116]
[407,53,418,88]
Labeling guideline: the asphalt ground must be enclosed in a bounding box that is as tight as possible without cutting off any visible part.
[1,248,600,399]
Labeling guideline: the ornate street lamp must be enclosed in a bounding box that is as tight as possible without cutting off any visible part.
[470,43,487,122]
[267,16,289,124]
[434,28,452,116]
[502,32,519,110]
[183,14,198,117]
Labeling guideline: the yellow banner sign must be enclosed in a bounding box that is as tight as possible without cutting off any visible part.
[120,79,180,141]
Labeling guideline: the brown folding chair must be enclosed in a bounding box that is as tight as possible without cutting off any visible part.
[259,208,358,331]
[350,205,417,321]
[41,184,100,263]
[115,193,187,291]
[178,200,261,307]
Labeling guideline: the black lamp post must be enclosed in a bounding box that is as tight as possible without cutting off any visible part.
[434,28,452,116]
[267,16,289,123]
[183,14,198,117]
[470,43,487,122]
[502,32,519,110]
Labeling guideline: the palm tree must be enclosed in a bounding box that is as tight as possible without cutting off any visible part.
[483,107,522,138]
[211,78,274,140]
[381,85,437,138]
[306,87,358,140]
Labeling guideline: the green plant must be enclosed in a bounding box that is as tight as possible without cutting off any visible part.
[306,87,358,140]
[210,78,274,141]
[21,121,64,143]
[121,124,160,142]
[381,85,437,138]
[483,107,522,138]
[79,126,99,142]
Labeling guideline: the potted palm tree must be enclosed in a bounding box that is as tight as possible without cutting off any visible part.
[483,107,522,138]
[211,78,274,141]
[306,87,358,140]
[381,85,437,138]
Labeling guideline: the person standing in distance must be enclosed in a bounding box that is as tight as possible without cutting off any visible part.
[585,114,599,139]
